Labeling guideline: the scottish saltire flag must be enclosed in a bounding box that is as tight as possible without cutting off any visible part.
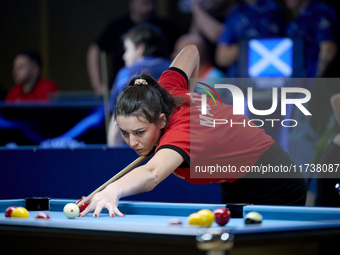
[248,38,293,78]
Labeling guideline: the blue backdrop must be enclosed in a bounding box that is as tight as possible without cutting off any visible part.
[0,145,221,204]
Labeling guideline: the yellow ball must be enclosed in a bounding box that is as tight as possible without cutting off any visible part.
[11,207,29,218]
[188,212,204,226]
[197,209,215,227]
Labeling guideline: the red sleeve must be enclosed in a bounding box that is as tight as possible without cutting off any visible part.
[158,67,189,91]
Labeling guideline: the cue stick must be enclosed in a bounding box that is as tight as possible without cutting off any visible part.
[100,51,110,144]
[76,154,152,207]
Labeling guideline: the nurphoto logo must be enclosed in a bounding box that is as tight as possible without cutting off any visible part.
[197,82,311,128]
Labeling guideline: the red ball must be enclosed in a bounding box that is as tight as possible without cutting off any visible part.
[5,206,17,217]
[213,208,231,226]
[168,218,183,225]
[35,212,50,219]
[76,199,89,213]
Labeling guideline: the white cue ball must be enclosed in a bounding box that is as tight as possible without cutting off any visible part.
[244,211,263,224]
[63,203,80,219]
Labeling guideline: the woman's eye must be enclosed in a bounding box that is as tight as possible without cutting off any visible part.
[136,131,144,135]
[121,130,128,135]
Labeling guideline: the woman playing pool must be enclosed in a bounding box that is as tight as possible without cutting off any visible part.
[80,45,307,218]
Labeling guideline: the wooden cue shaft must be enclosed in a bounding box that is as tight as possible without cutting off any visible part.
[76,155,151,207]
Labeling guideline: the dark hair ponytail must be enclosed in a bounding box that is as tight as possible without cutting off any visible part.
[114,71,179,124]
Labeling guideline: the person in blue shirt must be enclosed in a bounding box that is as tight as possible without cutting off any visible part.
[285,0,338,78]
[86,0,178,96]
[215,0,285,77]
[109,24,171,113]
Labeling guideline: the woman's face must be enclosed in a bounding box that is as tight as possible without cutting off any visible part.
[116,114,166,156]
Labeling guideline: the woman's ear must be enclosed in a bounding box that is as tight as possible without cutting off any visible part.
[159,113,167,129]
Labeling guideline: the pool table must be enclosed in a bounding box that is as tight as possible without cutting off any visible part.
[1,198,340,255]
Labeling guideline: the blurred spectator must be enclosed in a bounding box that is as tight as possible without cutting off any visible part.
[215,0,285,77]
[190,0,238,43]
[6,50,59,101]
[171,33,225,79]
[40,137,86,149]
[87,0,179,96]
[285,0,338,78]
[109,24,171,112]
[316,93,340,207]
[189,0,238,70]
